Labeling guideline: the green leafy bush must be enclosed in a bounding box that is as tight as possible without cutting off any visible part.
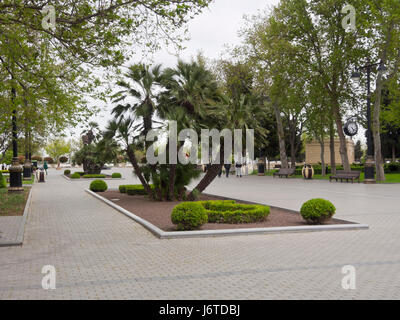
[64,169,71,175]
[384,162,400,173]
[119,185,128,193]
[300,198,336,224]
[171,202,208,231]
[119,184,154,194]
[83,174,106,179]
[126,185,148,195]
[112,172,122,178]
[70,173,81,179]
[89,180,108,192]
[198,200,270,224]
[0,172,6,188]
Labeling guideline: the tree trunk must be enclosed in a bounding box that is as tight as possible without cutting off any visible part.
[372,73,386,181]
[126,146,153,197]
[189,144,224,199]
[168,164,176,201]
[290,132,296,169]
[392,145,396,163]
[329,120,336,175]
[332,99,350,171]
[318,138,326,177]
[273,104,289,169]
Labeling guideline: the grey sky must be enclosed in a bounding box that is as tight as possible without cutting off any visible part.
[81,0,279,136]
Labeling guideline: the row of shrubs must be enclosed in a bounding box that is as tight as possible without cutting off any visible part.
[65,170,122,179]
[384,162,400,173]
[171,198,336,230]
[119,184,154,195]
[171,200,271,230]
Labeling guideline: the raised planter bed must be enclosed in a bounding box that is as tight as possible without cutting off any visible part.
[86,189,368,239]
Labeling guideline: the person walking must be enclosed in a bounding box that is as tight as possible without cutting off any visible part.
[235,160,242,178]
[43,160,48,175]
[224,164,231,178]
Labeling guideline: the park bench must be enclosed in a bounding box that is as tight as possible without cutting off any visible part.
[329,170,361,183]
[273,168,295,178]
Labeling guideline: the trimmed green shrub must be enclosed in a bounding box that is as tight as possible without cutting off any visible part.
[112,172,122,178]
[77,172,85,176]
[171,202,208,231]
[120,184,154,195]
[198,200,270,224]
[82,174,106,179]
[64,169,71,175]
[126,185,148,195]
[70,172,81,179]
[0,172,6,188]
[89,180,108,192]
[385,162,400,173]
[0,170,9,174]
[300,198,336,224]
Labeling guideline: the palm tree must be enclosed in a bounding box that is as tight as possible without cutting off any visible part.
[112,64,162,141]
[158,59,223,199]
[103,117,153,196]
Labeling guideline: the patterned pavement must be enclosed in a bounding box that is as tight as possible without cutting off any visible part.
[0,168,399,299]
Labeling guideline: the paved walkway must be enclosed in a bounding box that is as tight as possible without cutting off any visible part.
[0,168,399,299]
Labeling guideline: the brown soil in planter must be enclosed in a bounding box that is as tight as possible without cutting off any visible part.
[65,174,114,179]
[98,191,354,232]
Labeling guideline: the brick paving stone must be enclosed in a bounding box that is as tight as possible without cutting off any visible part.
[0,168,399,299]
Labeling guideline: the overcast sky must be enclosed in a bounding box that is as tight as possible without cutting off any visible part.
[81,0,280,136]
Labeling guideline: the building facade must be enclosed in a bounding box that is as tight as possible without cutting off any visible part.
[305,139,355,165]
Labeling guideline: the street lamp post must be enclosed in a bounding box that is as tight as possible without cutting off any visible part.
[8,107,24,192]
[351,59,387,184]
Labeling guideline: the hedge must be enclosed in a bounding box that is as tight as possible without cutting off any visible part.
[300,198,336,224]
[64,169,71,175]
[170,200,270,229]
[384,162,400,173]
[82,174,106,179]
[198,200,270,224]
[119,184,154,194]
[111,172,122,178]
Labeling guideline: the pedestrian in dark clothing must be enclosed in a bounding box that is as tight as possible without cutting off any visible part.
[224,164,231,178]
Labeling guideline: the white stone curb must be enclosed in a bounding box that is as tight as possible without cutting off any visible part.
[0,186,33,247]
[85,189,369,239]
